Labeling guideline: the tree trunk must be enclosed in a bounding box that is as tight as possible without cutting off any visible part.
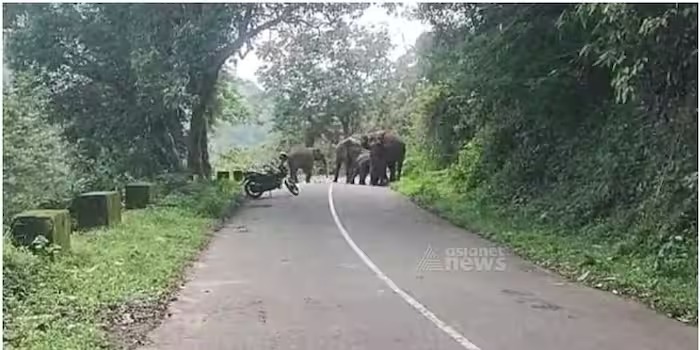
[187,70,218,178]
[187,105,205,176]
[185,14,274,176]
[200,118,211,177]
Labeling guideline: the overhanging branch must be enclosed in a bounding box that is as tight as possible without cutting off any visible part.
[212,5,302,70]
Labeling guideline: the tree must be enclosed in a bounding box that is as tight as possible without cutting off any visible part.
[175,4,368,176]
[3,71,79,219]
[209,75,275,160]
[4,3,368,179]
[363,31,434,136]
[5,4,193,179]
[257,20,393,147]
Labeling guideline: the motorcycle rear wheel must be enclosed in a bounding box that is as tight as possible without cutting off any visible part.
[244,180,265,199]
[284,178,300,196]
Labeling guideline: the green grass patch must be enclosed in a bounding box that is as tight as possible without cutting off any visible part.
[3,180,242,349]
[393,172,697,325]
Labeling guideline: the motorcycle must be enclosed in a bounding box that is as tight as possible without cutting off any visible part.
[242,160,299,199]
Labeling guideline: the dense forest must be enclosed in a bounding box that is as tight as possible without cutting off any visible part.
[3,5,698,345]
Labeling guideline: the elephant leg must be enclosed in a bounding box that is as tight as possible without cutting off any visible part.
[359,167,368,185]
[349,167,357,184]
[333,160,342,183]
[383,175,389,186]
[369,161,380,186]
[370,166,381,186]
[381,165,389,186]
[345,160,353,184]
[289,165,299,183]
[301,165,312,183]
[387,162,397,182]
[380,174,388,186]
[305,168,312,183]
[396,159,403,181]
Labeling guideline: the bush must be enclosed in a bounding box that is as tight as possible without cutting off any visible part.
[447,132,486,193]
[3,235,42,311]
[159,180,241,218]
[3,72,79,221]
[214,144,279,172]
[153,172,192,198]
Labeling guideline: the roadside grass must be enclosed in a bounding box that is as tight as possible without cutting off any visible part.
[3,180,242,349]
[393,172,698,326]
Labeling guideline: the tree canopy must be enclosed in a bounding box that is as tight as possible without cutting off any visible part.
[4,3,368,178]
[257,21,393,147]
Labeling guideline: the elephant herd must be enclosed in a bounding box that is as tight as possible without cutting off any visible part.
[284,130,406,187]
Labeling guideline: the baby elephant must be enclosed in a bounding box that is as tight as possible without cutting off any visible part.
[350,151,370,185]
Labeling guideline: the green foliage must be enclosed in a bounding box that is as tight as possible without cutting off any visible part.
[258,20,394,146]
[447,134,486,193]
[5,3,369,179]
[566,4,698,107]
[215,144,280,171]
[405,2,698,241]
[6,4,192,178]
[385,4,697,323]
[2,72,81,221]
[209,74,251,129]
[3,181,242,349]
[3,236,42,311]
[160,180,241,219]
[152,172,192,198]
[210,76,275,160]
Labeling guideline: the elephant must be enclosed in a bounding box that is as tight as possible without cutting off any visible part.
[350,150,370,185]
[286,146,327,183]
[361,130,406,185]
[333,136,364,184]
[369,147,389,186]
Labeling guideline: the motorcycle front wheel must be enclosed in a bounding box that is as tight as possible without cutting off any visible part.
[244,180,265,199]
[284,178,300,196]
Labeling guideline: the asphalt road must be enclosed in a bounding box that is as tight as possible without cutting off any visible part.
[140,179,697,350]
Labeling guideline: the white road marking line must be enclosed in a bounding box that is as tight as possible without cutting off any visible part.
[327,184,483,350]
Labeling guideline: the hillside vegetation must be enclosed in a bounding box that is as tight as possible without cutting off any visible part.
[391,4,698,324]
